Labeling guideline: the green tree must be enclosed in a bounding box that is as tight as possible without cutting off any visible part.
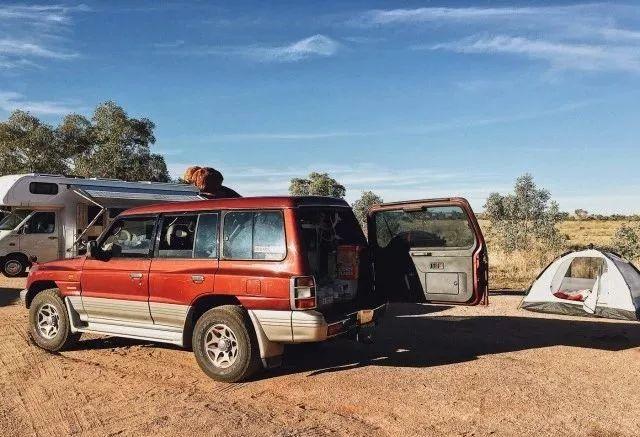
[289,172,346,198]
[0,110,87,175]
[612,223,640,260]
[0,102,170,182]
[352,191,383,231]
[74,101,170,182]
[484,174,564,252]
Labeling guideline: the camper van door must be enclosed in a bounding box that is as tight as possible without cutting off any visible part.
[19,210,62,263]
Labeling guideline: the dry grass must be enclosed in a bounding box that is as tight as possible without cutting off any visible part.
[479,219,640,291]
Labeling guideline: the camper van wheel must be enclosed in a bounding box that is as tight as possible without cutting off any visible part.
[3,255,28,277]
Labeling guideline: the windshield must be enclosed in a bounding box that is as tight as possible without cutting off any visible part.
[0,210,32,231]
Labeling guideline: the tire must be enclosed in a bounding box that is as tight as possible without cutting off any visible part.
[3,255,28,277]
[192,305,261,383]
[29,289,79,352]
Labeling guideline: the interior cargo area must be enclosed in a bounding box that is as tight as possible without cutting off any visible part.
[296,206,368,310]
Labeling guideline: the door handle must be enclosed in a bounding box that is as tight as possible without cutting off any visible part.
[48,236,57,240]
[191,275,205,284]
[129,272,143,279]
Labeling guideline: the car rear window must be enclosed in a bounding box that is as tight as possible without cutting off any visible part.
[296,207,366,249]
[374,206,475,249]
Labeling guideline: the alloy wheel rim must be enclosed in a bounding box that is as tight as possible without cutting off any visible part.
[204,323,239,369]
[5,260,22,276]
[37,304,60,339]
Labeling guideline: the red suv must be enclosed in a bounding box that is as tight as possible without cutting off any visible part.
[23,196,487,382]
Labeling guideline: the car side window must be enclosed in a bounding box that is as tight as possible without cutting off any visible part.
[223,211,285,260]
[194,213,219,258]
[24,212,55,234]
[101,217,156,258]
[157,215,198,258]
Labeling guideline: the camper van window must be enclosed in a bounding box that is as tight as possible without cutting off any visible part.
[0,210,32,231]
[157,214,198,258]
[29,182,58,195]
[101,217,155,258]
[24,212,55,234]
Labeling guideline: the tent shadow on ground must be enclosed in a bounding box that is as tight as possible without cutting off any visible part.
[275,303,640,378]
[0,287,22,307]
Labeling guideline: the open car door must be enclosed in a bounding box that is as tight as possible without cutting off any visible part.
[367,198,488,305]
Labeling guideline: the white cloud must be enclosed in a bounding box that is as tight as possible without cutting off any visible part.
[352,3,633,26]
[0,91,85,115]
[247,34,339,62]
[353,4,640,74]
[429,36,640,73]
[0,38,78,60]
[0,4,86,69]
[168,34,340,63]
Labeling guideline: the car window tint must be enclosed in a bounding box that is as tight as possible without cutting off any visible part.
[194,213,219,258]
[101,217,155,258]
[157,215,198,258]
[24,212,55,234]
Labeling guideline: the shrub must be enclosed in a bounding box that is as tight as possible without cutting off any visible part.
[612,223,640,260]
[484,174,564,253]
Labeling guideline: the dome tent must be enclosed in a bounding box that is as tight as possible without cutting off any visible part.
[521,249,640,321]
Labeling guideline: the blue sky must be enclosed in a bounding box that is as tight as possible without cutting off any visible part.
[2,1,640,213]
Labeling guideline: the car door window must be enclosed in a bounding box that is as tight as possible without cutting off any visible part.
[23,212,55,234]
[101,217,156,258]
[194,213,219,258]
[157,214,198,258]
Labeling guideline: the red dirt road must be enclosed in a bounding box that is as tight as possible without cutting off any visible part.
[2,280,640,436]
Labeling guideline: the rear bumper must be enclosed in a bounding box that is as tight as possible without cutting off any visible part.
[250,303,387,344]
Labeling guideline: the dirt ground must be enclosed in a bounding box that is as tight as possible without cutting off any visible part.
[2,279,640,437]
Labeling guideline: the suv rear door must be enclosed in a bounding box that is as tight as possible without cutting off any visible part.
[367,198,488,305]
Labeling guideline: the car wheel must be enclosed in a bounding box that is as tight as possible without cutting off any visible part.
[192,305,261,383]
[3,255,27,277]
[29,289,79,351]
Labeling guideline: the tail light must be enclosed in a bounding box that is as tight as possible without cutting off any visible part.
[337,245,360,280]
[291,276,316,310]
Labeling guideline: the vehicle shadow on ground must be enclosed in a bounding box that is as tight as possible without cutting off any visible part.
[0,287,22,307]
[60,302,640,380]
[276,303,640,378]
[66,336,183,352]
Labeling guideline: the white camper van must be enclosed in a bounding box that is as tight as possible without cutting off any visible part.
[0,174,202,277]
